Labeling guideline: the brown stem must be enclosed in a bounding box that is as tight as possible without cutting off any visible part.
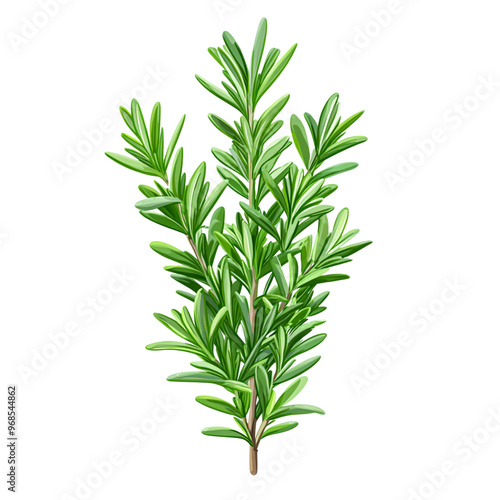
[246,105,261,475]
[255,419,269,448]
[188,236,207,273]
[279,291,292,313]
[249,270,258,332]
[175,203,207,273]
[249,446,258,475]
[247,377,259,475]
[248,377,257,435]
[248,106,254,208]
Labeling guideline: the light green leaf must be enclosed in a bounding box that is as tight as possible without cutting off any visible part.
[270,404,325,418]
[240,203,280,241]
[314,162,358,180]
[290,114,310,167]
[165,115,186,169]
[262,421,298,438]
[105,152,159,177]
[275,376,307,409]
[196,396,240,416]
[135,196,181,211]
[275,356,321,385]
[145,341,203,356]
[209,307,228,340]
[270,257,289,296]
[202,426,252,444]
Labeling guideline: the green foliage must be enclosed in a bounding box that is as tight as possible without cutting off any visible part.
[106,18,370,474]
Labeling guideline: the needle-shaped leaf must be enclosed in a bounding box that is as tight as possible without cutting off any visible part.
[255,366,271,409]
[290,114,310,167]
[145,341,203,356]
[262,421,298,438]
[270,257,289,297]
[275,376,308,409]
[139,211,187,234]
[135,196,181,211]
[209,307,228,341]
[222,31,248,80]
[313,162,358,180]
[105,153,159,177]
[167,372,252,393]
[275,356,321,385]
[196,396,240,416]
[257,43,297,102]
[270,404,325,418]
[262,167,287,212]
[208,114,239,141]
[198,180,228,226]
[196,74,239,111]
[240,203,280,242]
[202,427,252,444]
[251,18,267,86]
[164,114,186,169]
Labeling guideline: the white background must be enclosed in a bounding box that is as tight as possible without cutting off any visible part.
[2,1,500,499]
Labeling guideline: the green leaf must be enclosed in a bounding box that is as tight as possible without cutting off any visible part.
[240,203,280,242]
[202,426,252,444]
[251,18,267,86]
[321,136,367,160]
[263,390,277,419]
[257,43,297,102]
[270,257,289,296]
[262,167,287,212]
[313,215,329,261]
[209,307,228,341]
[198,180,228,226]
[150,241,201,269]
[275,376,307,409]
[318,93,339,143]
[255,366,271,409]
[196,396,240,416]
[275,356,321,385]
[262,421,298,438]
[330,208,349,248]
[217,166,249,198]
[167,372,252,393]
[139,211,186,234]
[135,196,181,211]
[222,31,248,80]
[208,114,239,141]
[145,341,203,356]
[191,361,227,378]
[332,240,372,258]
[290,115,310,167]
[165,115,186,169]
[196,75,239,111]
[105,152,159,177]
[290,334,327,357]
[314,162,358,180]
[270,404,325,418]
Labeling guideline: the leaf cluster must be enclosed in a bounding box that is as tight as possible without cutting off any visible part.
[106,18,370,450]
